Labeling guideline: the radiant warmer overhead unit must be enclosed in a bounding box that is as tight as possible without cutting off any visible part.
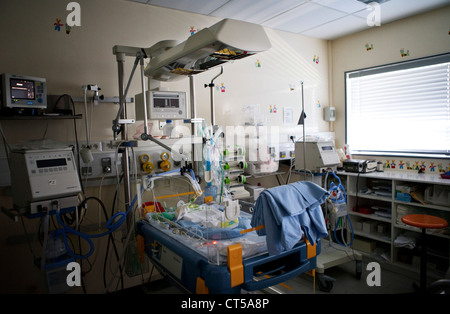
[144,19,271,81]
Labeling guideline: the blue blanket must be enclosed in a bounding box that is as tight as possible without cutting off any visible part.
[251,181,329,255]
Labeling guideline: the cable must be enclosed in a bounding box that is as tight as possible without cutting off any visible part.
[53,193,138,260]
[103,173,124,293]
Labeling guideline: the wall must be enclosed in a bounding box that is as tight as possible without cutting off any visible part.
[0,0,330,293]
[330,5,450,175]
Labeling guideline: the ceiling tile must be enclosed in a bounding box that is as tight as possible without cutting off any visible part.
[312,0,367,14]
[301,15,370,40]
[209,0,307,24]
[262,2,347,33]
[148,0,229,15]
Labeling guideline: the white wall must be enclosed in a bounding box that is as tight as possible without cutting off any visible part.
[331,5,450,174]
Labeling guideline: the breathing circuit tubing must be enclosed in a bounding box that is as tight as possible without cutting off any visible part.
[52,191,139,260]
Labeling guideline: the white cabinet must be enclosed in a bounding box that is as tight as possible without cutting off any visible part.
[338,171,450,276]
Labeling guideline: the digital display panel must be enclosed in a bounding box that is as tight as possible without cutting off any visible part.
[321,146,333,151]
[168,99,179,108]
[153,97,180,108]
[10,78,35,100]
[36,158,67,168]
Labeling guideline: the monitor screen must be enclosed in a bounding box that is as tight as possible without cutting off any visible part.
[1,73,47,109]
[10,78,35,100]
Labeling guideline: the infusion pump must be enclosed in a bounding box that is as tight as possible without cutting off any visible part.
[10,147,81,214]
[295,141,340,173]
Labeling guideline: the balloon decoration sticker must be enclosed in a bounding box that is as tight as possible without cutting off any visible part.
[216,83,226,93]
[54,18,64,31]
[400,48,410,57]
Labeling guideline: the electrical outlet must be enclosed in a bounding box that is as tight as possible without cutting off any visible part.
[80,141,102,152]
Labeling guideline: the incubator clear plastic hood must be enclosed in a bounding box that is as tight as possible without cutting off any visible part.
[144,18,271,81]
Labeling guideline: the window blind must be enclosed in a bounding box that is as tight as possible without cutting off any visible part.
[345,53,450,157]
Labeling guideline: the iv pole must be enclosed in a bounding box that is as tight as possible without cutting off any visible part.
[204,66,223,128]
[298,81,307,181]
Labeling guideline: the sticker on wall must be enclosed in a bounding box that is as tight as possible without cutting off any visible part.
[429,162,437,172]
[65,24,72,34]
[365,43,374,51]
[269,105,278,114]
[406,161,412,170]
[189,26,197,36]
[54,18,64,31]
[216,83,226,93]
[398,160,405,170]
[413,161,420,170]
[420,161,426,172]
[313,55,319,64]
[400,48,410,57]
[317,100,321,108]
[255,59,261,68]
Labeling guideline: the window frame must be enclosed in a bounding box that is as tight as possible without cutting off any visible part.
[344,52,450,159]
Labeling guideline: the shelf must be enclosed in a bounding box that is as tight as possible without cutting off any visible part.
[348,211,391,223]
[394,199,450,212]
[394,223,450,240]
[248,171,286,178]
[348,191,392,202]
[337,170,450,186]
[339,170,450,269]
[353,230,392,244]
[0,114,82,120]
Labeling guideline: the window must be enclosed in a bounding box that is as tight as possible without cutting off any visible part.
[345,53,450,158]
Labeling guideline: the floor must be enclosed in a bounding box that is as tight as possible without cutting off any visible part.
[121,256,421,295]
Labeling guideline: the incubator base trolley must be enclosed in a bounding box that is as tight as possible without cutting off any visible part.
[137,211,321,294]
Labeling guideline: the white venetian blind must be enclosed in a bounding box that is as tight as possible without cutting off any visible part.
[346,53,450,157]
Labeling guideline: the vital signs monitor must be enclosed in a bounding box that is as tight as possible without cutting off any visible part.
[135,90,187,120]
[0,73,47,109]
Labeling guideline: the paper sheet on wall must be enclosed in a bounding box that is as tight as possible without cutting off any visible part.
[284,107,293,125]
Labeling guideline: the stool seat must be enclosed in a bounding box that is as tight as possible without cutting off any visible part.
[401,214,448,293]
[401,214,448,229]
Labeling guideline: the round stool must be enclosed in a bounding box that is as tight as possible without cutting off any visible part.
[401,214,448,293]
